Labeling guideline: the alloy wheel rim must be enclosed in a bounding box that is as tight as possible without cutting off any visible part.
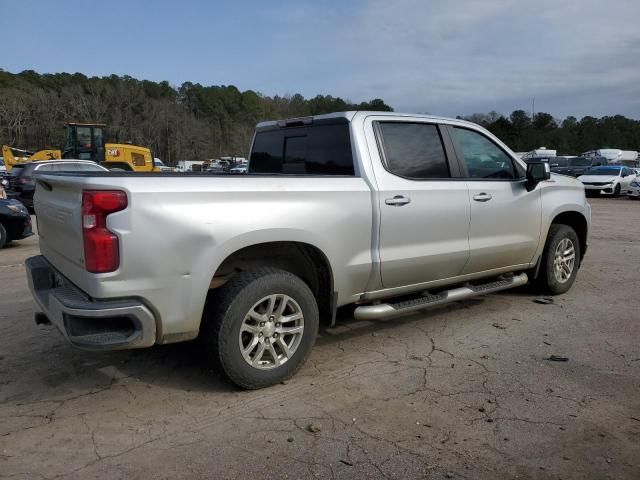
[553,238,575,284]
[238,294,304,370]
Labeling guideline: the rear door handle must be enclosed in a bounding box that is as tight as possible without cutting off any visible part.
[473,193,492,202]
[385,195,411,206]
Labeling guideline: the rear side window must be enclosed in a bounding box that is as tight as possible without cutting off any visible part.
[376,122,450,179]
[249,124,354,175]
[453,127,516,180]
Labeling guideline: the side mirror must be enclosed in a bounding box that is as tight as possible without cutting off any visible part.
[526,161,551,191]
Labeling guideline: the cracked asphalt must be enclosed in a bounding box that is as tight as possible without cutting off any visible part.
[1,197,639,479]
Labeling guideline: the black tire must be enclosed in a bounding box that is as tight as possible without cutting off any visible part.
[613,184,621,197]
[201,268,319,389]
[537,224,580,295]
[0,223,6,249]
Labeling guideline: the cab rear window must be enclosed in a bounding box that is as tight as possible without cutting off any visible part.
[249,124,354,175]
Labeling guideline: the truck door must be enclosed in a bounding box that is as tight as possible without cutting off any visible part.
[365,118,471,289]
[447,126,542,274]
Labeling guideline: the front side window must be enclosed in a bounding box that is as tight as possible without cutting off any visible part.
[377,122,449,179]
[453,127,516,179]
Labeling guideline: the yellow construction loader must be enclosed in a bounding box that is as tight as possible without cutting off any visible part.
[2,123,160,172]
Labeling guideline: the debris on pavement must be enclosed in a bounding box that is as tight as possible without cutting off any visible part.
[491,322,507,329]
[534,297,555,305]
[547,355,569,362]
[308,423,321,433]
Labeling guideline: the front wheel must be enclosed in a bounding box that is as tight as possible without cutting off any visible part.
[201,268,319,389]
[0,223,7,249]
[537,224,580,295]
[613,184,621,197]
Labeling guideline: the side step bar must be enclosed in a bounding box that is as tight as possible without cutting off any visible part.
[354,273,528,320]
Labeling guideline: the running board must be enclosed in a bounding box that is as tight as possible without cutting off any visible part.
[353,273,528,320]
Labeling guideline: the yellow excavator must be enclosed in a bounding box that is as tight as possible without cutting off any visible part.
[2,123,160,172]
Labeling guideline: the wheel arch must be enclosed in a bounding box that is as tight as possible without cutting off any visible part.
[208,241,336,325]
[550,210,588,261]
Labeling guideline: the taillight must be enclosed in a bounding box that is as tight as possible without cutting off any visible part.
[82,190,127,273]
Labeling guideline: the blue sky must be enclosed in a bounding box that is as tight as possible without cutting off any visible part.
[1,0,639,119]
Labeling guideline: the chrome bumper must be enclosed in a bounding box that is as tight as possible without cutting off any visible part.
[25,255,156,350]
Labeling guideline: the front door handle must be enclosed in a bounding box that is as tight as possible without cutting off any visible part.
[473,192,492,202]
[385,195,411,206]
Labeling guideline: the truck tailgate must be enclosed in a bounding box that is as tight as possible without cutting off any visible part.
[34,176,86,272]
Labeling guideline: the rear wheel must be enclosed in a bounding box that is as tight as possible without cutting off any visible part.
[537,224,580,295]
[201,268,319,389]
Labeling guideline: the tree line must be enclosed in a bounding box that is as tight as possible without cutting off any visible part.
[460,110,640,155]
[1,69,638,163]
[0,69,392,163]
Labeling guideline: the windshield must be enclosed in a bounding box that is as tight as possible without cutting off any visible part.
[569,157,592,167]
[586,167,621,176]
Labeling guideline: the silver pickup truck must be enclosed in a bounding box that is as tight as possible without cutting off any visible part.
[26,111,590,389]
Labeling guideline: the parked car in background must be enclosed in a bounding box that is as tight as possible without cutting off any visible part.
[549,156,605,177]
[577,165,637,196]
[26,111,590,389]
[627,177,640,199]
[5,160,108,211]
[205,164,227,174]
[229,164,248,174]
[0,198,32,248]
[153,158,174,172]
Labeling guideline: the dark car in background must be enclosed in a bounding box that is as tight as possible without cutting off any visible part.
[0,198,32,248]
[5,160,108,211]
[538,156,607,177]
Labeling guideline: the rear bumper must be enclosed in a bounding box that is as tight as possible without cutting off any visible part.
[25,255,156,350]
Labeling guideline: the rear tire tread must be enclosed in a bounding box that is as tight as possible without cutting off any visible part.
[201,268,318,389]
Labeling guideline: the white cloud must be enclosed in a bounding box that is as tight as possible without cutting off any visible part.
[275,0,640,118]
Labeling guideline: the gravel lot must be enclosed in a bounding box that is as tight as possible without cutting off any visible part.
[1,197,639,479]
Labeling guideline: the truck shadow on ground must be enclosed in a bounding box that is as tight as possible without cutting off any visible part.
[11,294,523,402]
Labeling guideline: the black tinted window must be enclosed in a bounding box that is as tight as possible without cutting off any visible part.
[570,157,591,167]
[453,127,516,179]
[249,124,354,175]
[549,157,568,167]
[377,122,449,179]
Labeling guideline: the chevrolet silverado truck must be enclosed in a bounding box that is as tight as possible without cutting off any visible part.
[26,112,590,389]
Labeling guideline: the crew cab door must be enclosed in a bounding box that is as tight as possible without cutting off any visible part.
[365,118,470,288]
[447,126,542,274]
